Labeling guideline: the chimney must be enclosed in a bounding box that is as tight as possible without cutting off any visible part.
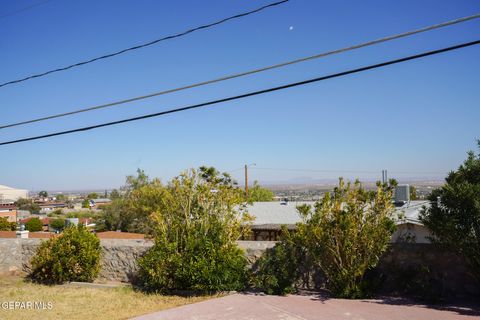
[16,230,29,239]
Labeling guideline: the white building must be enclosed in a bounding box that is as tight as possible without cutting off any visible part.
[0,184,28,204]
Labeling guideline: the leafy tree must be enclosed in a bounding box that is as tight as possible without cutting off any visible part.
[98,167,243,234]
[0,217,16,231]
[138,168,252,292]
[198,166,236,185]
[55,194,66,202]
[248,181,275,202]
[123,168,150,193]
[15,198,41,214]
[97,169,157,233]
[410,186,418,200]
[420,141,480,283]
[25,217,43,232]
[254,228,307,295]
[82,199,92,209]
[87,192,99,199]
[256,179,396,298]
[30,225,101,284]
[52,209,63,215]
[50,218,65,231]
[38,191,48,198]
[109,189,121,199]
[65,211,97,219]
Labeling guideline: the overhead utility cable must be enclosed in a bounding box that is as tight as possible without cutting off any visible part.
[0,0,52,19]
[251,167,448,175]
[1,13,478,130]
[0,39,477,146]
[0,0,289,88]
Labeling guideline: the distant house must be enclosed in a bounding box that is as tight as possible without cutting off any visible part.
[19,217,50,231]
[245,200,432,243]
[391,201,431,243]
[245,201,314,241]
[0,209,17,223]
[37,202,69,213]
[89,198,111,209]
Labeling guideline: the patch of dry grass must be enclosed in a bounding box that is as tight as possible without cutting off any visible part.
[0,276,213,320]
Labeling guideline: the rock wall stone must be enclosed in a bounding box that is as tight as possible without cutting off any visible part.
[0,238,476,298]
[0,239,39,274]
[374,243,479,298]
[0,239,276,282]
[98,239,153,282]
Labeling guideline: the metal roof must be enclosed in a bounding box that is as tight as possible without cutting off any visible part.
[246,201,315,226]
[394,200,430,225]
[247,200,431,228]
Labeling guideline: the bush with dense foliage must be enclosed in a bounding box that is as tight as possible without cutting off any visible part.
[96,169,152,233]
[420,141,480,284]
[255,179,396,298]
[248,181,275,202]
[25,217,43,232]
[253,228,307,295]
[138,167,252,292]
[30,225,101,284]
[49,218,65,231]
[15,198,40,214]
[0,217,16,231]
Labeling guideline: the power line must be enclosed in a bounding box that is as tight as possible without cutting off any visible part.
[0,0,52,19]
[0,0,289,88]
[252,167,447,175]
[0,39,478,147]
[1,13,479,130]
[253,167,379,174]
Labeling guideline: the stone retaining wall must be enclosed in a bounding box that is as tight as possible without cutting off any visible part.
[0,238,476,298]
[0,239,276,282]
[374,243,479,298]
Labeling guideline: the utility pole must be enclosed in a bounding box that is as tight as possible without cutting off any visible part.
[244,164,248,202]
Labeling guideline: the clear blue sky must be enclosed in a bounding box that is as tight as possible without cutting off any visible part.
[1,0,479,191]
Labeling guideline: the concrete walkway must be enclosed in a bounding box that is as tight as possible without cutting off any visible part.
[132,292,480,320]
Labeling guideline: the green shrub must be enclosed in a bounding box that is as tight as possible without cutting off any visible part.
[254,179,396,299]
[253,239,299,295]
[49,218,65,231]
[140,240,247,292]
[30,225,101,284]
[25,217,43,232]
[65,211,96,219]
[138,167,251,292]
[302,179,395,298]
[0,217,16,231]
[420,142,480,283]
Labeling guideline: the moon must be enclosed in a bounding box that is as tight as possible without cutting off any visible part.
[289,26,294,31]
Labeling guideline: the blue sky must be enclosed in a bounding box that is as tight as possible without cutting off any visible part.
[0,0,479,191]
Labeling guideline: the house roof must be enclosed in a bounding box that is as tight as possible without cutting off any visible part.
[20,217,50,225]
[96,231,146,239]
[0,230,146,239]
[246,201,314,226]
[92,198,111,203]
[394,200,430,225]
[246,200,431,228]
